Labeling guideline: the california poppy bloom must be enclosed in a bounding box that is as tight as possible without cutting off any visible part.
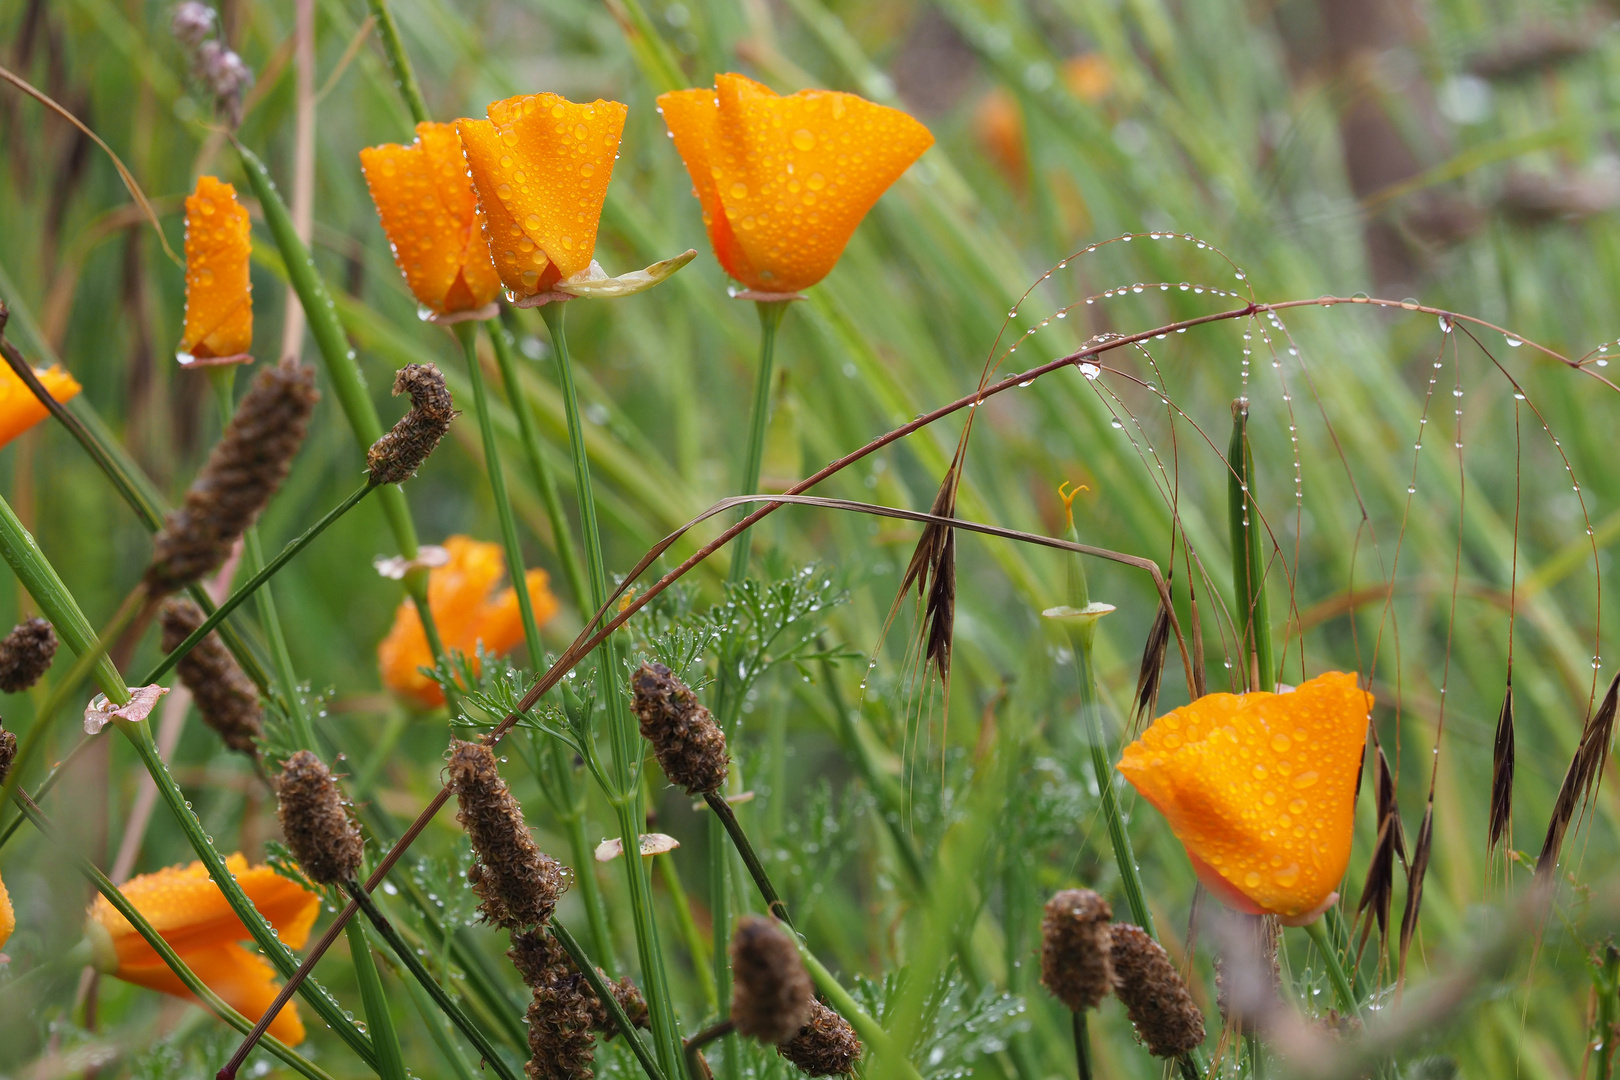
[657,73,934,295]
[0,362,80,448]
[359,122,502,321]
[456,94,626,303]
[1116,671,1372,924]
[377,535,560,708]
[86,854,319,1045]
[0,868,14,950]
[178,175,253,365]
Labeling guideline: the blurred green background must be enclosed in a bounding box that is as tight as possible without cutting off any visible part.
[2,0,1619,1075]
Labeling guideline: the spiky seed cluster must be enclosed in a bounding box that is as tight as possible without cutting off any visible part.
[508,928,648,1080]
[447,739,568,929]
[0,721,16,786]
[1109,924,1205,1058]
[367,364,456,486]
[159,599,263,754]
[145,362,318,595]
[629,662,729,795]
[778,1000,862,1076]
[1040,888,1114,1012]
[730,915,814,1045]
[0,617,57,692]
[274,750,364,886]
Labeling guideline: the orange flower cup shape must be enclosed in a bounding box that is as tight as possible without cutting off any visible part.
[179,175,253,365]
[658,73,934,296]
[456,94,626,304]
[0,869,14,949]
[0,362,80,448]
[360,122,502,322]
[1117,671,1372,924]
[88,854,319,1045]
[378,535,560,708]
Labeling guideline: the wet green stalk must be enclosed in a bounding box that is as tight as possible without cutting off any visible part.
[1228,399,1274,693]
[345,919,410,1080]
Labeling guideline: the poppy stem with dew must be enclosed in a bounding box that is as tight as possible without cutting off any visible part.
[342,878,522,1080]
[455,320,546,672]
[1228,399,1274,693]
[540,300,687,1080]
[729,300,790,586]
[1301,918,1360,1022]
[344,918,410,1080]
[362,0,429,126]
[1071,1010,1093,1080]
[704,791,792,926]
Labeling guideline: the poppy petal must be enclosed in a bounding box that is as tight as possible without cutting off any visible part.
[657,88,763,289]
[180,176,253,360]
[117,943,306,1045]
[0,364,81,448]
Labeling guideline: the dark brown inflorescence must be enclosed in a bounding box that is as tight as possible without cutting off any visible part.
[367,363,456,486]
[447,739,569,929]
[0,720,16,786]
[0,617,57,692]
[629,662,729,795]
[274,750,364,886]
[159,598,263,754]
[526,978,600,1080]
[1109,923,1206,1058]
[778,1000,862,1076]
[1040,888,1114,1012]
[145,361,318,595]
[730,914,814,1045]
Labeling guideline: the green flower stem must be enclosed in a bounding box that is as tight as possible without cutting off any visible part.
[1247,1030,1264,1080]
[795,939,924,1080]
[120,719,379,1066]
[362,0,429,126]
[728,300,789,586]
[9,792,338,1080]
[140,482,375,685]
[455,321,544,670]
[344,879,522,1080]
[704,792,790,926]
[401,961,480,1080]
[541,301,685,1080]
[488,317,589,612]
[656,849,718,1013]
[550,919,668,1080]
[1071,1010,1093,1080]
[345,919,410,1080]
[564,805,616,962]
[1302,917,1360,1021]
[1227,400,1274,693]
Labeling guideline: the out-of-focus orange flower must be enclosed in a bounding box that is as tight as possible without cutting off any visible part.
[87,854,319,1045]
[1064,54,1114,103]
[974,55,1115,186]
[378,536,560,707]
[657,73,934,295]
[0,363,80,448]
[456,94,626,303]
[179,175,253,363]
[1116,671,1371,924]
[0,869,14,949]
[360,122,502,320]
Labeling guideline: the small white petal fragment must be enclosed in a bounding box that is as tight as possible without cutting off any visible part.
[84,684,170,734]
[554,250,697,298]
[594,833,681,862]
[374,545,450,580]
[1040,603,1117,620]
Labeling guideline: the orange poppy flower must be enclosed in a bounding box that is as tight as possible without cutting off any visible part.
[456,94,626,303]
[0,869,14,950]
[87,854,319,1045]
[657,73,934,295]
[377,536,560,708]
[360,122,503,320]
[1116,671,1372,923]
[0,362,80,447]
[179,175,253,364]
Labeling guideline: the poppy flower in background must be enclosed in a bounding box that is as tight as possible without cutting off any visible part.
[360,122,503,322]
[0,869,14,950]
[377,535,560,708]
[1116,670,1372,924]
[178,175,253,365]
[975,54,1115,185]
[657,73,934,296]
[0,362,80,448]
[86,854,319,1045]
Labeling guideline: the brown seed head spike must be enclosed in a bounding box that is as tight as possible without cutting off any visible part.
[630,662,729,795]
[526,980,599,1080]
[730,914,814,1045]
[0,720,16,786]
[0,617,57,692]
[159,599,263,754]
[274,750,364,886]
[447,739,569,929]
[778,1000,862,1075]
[1039,889,1114,1012]
[507,929,648,1039]
[367,363,456,486]
[145,361,318,595]
[1109,923,1205,1057]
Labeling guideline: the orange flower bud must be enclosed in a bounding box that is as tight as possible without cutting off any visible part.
[1116,671,1371,923]
[360,122,502,318]
[658,74,934,295]
[179,175,253,363]
[456,94,626,302]
[0,362,80,448]
[377,535,560,708]
[86,854,319,1045]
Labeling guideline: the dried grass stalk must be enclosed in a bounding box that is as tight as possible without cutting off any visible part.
[1354,743,1405,955]
[1536,671,1620,879]
[1132,582,1172,736]
[447,739,569,929]
[1487,682,1515,855]
[367,363,456,486]
[159,598,263,754]
[1397,799,1434,984]
[274,750,364,886]
[0,617,57,692]
[897,464,958,682]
